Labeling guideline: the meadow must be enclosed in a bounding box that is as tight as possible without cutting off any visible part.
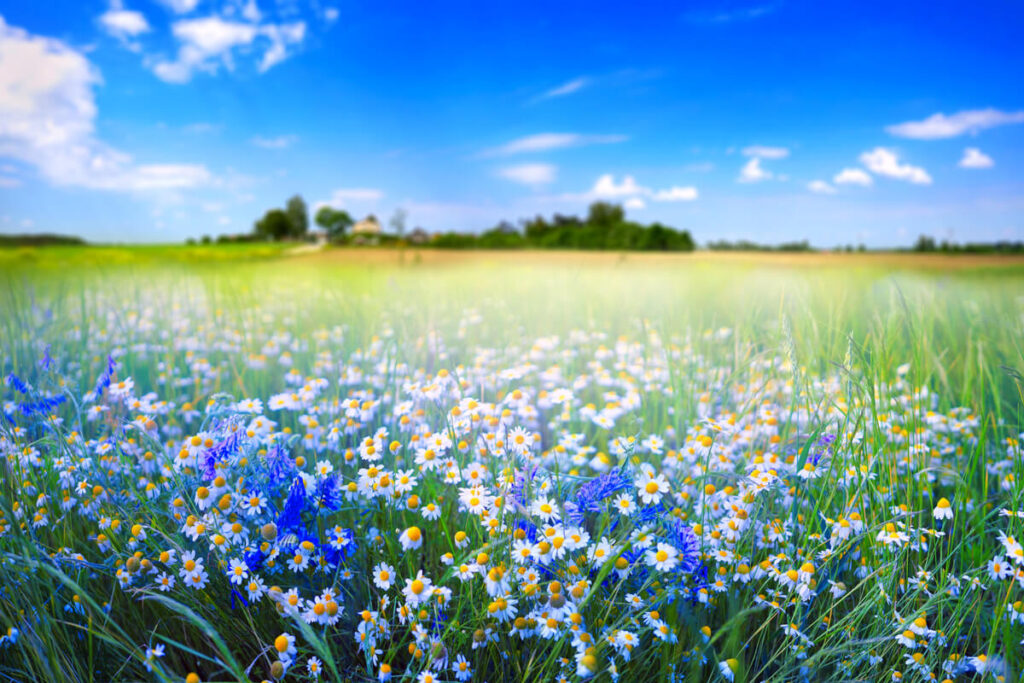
[1,246,1023,682]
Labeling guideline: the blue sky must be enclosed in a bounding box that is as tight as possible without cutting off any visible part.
[1,0,1022,246]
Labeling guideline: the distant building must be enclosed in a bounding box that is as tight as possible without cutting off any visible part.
[408,227,430,245]
[352,216,381,236]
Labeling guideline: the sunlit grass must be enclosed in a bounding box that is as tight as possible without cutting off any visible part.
[0,250,1022,682]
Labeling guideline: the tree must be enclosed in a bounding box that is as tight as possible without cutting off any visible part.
[586,201,625,227]
[285,195,309,238]
[389,208,408,239]
[254,209,293,241]
[315,206,353,241]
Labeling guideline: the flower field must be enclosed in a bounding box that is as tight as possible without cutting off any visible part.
[1,251,1023,682]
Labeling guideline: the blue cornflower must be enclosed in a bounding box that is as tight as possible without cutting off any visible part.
[313,475,344,513]
[566,466,633,523]
[276,476,307,534]
[5,373,29,395]
[670,519,701,574]
[93,355,117,396]
[808,432,836,466]
[19,394,66,416]
[264,445,298,491]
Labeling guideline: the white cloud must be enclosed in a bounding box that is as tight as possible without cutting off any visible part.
[807,180,836,194]
[624,197,646,210]
[653,186,698,201]
[958,147,994,169]
[152,16,306,83]
[886,108,1024,139]
[99,2,151,42]
[250,134,297,149]
[0,18,210,191]
[538,77,590,100]
[241,0,261,23]
[318,187,384,209]
[484,132,627,156]
[590,174,649,198]
[859,147,931,184]
[742,145,789,159]
[156,0,200,14]
[738,157,772,182]
[324,7,340,23]
[498,163,556,185]
[833,168,873,186]
[576,174,697,203]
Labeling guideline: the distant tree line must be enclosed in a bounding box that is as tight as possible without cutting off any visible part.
[704,239,813,252]
[426,202,695,251]
[0,233,86,246]
[909,235,1024,254]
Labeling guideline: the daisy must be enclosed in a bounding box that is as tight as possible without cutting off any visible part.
[719,658,739,681]
[933,497,953,520]
[402,571,434,607]
[645,543,679,572]
[613,494,636,516]
[306,656,323,678]
[635,472,669,505]
[245,576,266,601]
[226,558,249,585]
[531,497,560,523]
[988,555,1012,581]
[373,562,395,590]
[399,526,423,551]
[452,653,472,681]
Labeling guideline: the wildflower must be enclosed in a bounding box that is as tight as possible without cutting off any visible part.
[645,543,679,572]
[933,497,953,520]
[719,658,739,681]
[373,562,395,589]
[635,472,669,505]
[399,526,423,551]
[402,571,434,607]
[452,653,472,681]
[226,558,249,585]
[895,630,917,648]
[307,656,323,678]
[142,644,165,672]
[274,633,297,664]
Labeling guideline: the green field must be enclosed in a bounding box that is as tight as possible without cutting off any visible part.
[1,247,1023,682]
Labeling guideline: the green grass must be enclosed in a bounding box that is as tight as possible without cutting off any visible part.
[1,249,1023,682]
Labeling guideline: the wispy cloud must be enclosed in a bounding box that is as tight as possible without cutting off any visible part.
[98,1,150,50]
[498,163,557,186]
[155,0,200,14]
[250,134,298,149]
[317,187,385,209]
[682,161,715,172]
[183,122,222,134]
[482,133,628,157]
[684,4,778,24]
[742,145,789,159]
[738,157,772,183]
[536,77,590,101]
[958,147,994,169]
[807,180,836,194]
[886,108,1024,139]
[859,148,931,184]
[833,168,872,186]
[151,16,307,83]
